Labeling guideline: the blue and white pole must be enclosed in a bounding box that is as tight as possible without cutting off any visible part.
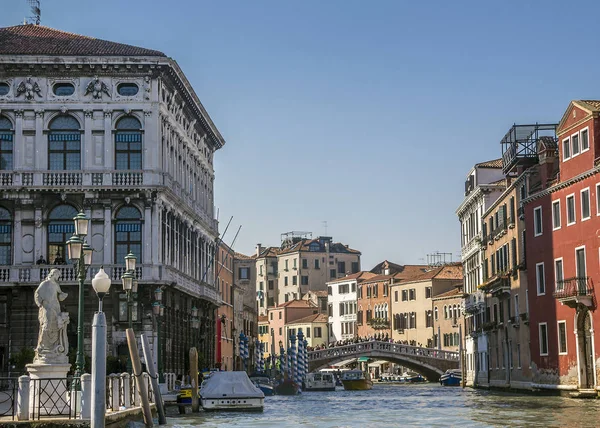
[279,343,285,376]
[304,339,309,377]
[254,339,260,373]
[290,333,297,386]
[239,332,245,371]
[296,329,304,387]
[243,335,249,372]
[259,342,265,373]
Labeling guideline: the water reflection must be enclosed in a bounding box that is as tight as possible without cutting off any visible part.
[164,384,600,428]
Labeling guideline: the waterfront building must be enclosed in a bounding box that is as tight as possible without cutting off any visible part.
[257,315,271,359]
[524,101,600,392]
[234,252,258,369]
[0,25,224,376]
[356,261,427,340]
[478,126,556,389]
[216,242,235,370]
[457,159,506,387]
[327,271,376,343]
[268,299,318,351]
[390,264,463,348]
[286,313,329,349]
[302,289,329,314]
[276,234,361,306]
[431,287,465,353]
[255,244,279,316]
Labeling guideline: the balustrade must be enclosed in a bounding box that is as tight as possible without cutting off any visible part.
[112,172,143,187]
[0,172,13,186]
[43,172,82,187]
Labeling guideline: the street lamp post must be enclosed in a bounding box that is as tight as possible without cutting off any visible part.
[121,253,137,373]
[90,267,111,428]
[66,212,93,381]
[153,288,164,383]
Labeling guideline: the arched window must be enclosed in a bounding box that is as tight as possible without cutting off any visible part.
[48,115,80,170]
[444,305,448,319]
[0,207,12,265]
[48,204,78,264]
[0,116,13,170]
[115,116,142,170]
[434,306,439,321]
[114,206,142,263]
[384,303,388,320]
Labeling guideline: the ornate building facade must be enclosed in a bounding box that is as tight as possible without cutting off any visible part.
[0,25,224,376]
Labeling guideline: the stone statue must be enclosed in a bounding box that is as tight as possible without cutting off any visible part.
[34,269,70,364]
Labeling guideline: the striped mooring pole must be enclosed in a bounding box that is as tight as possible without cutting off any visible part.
[304,339,309,377]
[290,333,297,385]
[239,332,245,371]
[297,329,305,387]
[279,343,285,376]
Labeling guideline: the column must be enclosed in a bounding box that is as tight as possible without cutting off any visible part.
[103,205,112,265]
[14,209,22,265]
[34,208,43,261]
[34,109,45,185]
[83,110,93,170]
[103,110,113,170]
[144,205,152,265]
[14,110,23,170]
[151,205,161,265]
[143,110,154,171]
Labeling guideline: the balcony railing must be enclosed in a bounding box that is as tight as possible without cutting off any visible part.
[553,277,594,308]
[367,318,390,330]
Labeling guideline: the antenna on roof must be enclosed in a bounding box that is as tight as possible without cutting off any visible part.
[25,0,41,25]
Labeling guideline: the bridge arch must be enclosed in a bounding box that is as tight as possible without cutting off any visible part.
[308,341,459,382]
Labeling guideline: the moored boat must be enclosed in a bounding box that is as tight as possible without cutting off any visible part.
[249,374,275,396]
[304,372,336,392]
[439,369,462,386]
[341,370,373,391]
[274,378,301,395]
[200,371,264,411]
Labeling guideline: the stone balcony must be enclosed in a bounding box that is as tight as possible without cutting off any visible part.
[1,169,218,231]
[0,263,220,304]
[553,277,594,309]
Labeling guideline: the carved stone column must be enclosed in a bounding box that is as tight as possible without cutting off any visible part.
[13,208,22,265]
[103,205,112,265]
[83,109,93,170]
[144,204,152,265]
[34,109,45,185]
[14,110,23,170]
[143,110,154,173]
[103,110,113,176]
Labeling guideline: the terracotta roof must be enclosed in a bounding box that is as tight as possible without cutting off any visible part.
[258,315,268,323]
[328,271,377,284]
[397,263,463,284]
[361,274,394,284]
[257,247,280,258]
[277,299,316,308]
[0,25,166,57]
[369,260,406,275]
[307,290,328,297]
[234,252,256,260]
[287,313,328,325]
[392,265,429,281]
[432,288,462,300]
[278,238,360,256]
[475,158,503,169]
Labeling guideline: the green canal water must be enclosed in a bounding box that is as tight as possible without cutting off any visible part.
[162,383,600,427]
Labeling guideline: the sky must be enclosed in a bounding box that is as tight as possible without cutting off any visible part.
[3,0,600,269]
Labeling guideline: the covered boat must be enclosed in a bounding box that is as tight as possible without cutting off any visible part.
[249,373,275,396]
[439,369,462,386]
[200,371,264,411]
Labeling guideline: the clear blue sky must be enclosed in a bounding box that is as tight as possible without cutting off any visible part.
[4,0,600,269]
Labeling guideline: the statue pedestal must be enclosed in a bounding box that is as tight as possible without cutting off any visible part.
[27,363,73,418]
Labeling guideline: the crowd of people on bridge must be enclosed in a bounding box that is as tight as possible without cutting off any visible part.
[306,334,425,352]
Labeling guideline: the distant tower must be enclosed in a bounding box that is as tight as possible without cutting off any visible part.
[25,0,41,25]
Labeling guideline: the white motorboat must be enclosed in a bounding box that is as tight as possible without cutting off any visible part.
[200,371,264,411]
[304,372,336,391]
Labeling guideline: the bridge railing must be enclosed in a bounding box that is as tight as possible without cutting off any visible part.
[307,340,459,362]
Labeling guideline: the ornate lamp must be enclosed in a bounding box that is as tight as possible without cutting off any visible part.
[132,279,138,294]
[125,252,137,271]
[66,235,83,261]
[121,270,134,291]
[154,287,163,302]
[73,212,90,237]
[152,302,161,315]
[82,241,93,266]
[191,306,198,318]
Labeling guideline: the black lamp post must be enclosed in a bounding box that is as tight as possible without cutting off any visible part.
[153,287,164,383]
[121,252,137,373]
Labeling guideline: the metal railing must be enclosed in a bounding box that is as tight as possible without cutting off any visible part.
[30,377,79,420]
[0,378,17,420]
[554,277,593,299]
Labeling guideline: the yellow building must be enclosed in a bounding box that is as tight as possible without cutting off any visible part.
[285,313,329,349]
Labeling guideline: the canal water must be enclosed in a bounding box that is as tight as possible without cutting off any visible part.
[162,383,600,427]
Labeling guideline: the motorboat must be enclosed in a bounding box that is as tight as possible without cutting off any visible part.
[274,378,301,395]
[304,372,336,392]
[200,371,264,411]
[341,370,373,391]
[249,373,275,396]
[439,369,462,386]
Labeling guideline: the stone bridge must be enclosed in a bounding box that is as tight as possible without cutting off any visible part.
[308,341,459,381]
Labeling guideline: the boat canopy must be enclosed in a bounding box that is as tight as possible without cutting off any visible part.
[200,371,264,399]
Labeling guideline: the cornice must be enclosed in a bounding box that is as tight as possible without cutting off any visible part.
[522,165,600,204]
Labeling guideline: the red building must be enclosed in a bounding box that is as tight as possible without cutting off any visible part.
[525,100,600,392]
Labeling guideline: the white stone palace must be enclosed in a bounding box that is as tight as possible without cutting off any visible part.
[0,24,225,376]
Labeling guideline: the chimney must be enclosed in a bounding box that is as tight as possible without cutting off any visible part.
[256,243,262,257]
[538,140,558,189]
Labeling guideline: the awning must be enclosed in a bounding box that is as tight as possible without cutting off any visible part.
[368,360,389,367]
[357,357,370,362]
[330,358,356,367]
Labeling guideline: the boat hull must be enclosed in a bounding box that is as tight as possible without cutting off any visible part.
[274,379,300,395]
[341,379,373,391]
[201,397,264,411]
[256,384,275,396]
[304,386,336,392]
[439,373,462,386]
